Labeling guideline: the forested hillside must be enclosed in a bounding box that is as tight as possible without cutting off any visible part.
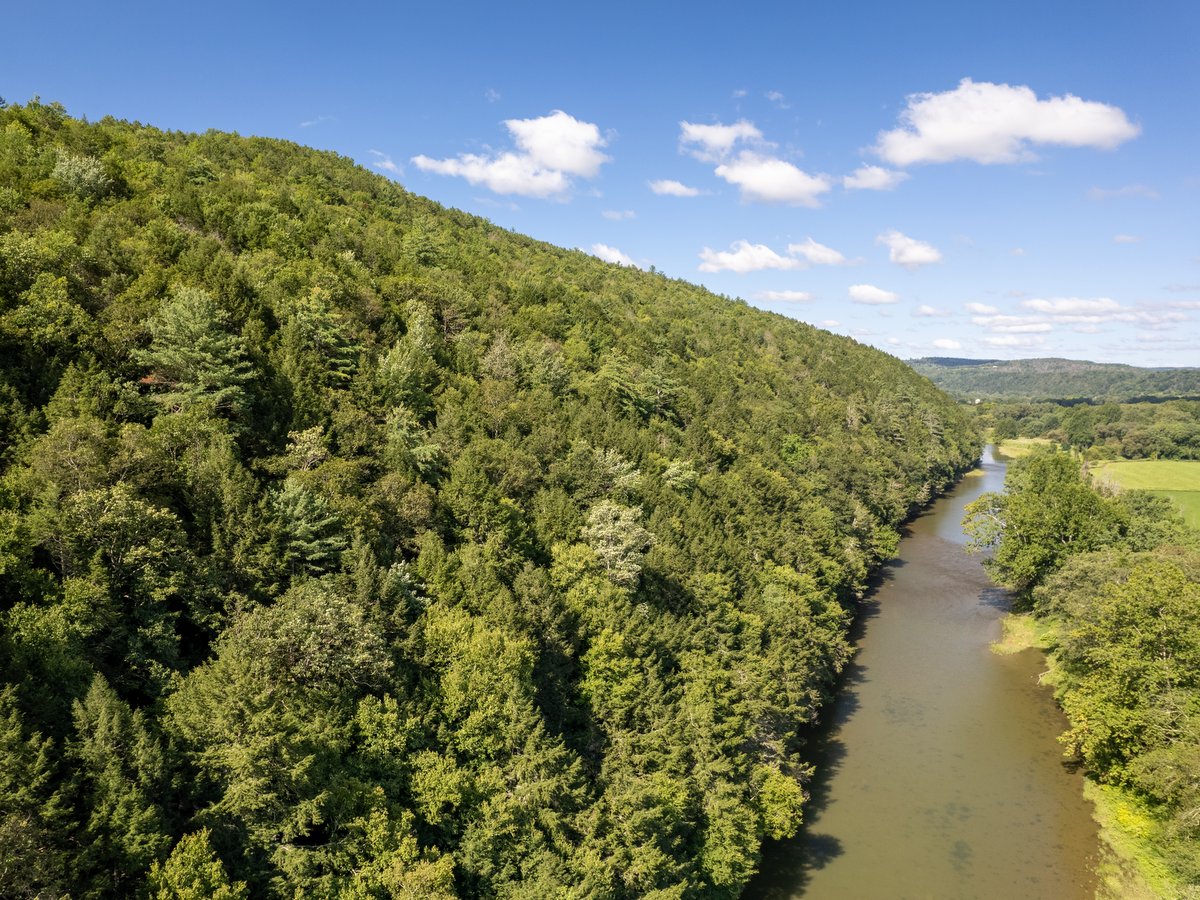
[0,100,977,898]
[910,357,1200,402]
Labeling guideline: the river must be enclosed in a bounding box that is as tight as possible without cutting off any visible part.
[746,445,1102,899]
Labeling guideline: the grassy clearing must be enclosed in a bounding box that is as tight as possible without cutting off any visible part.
[1089,459,1200,528]
[994,437,1057,459]
[991,612,1052,655]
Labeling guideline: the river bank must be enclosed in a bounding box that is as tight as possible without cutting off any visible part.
[991,612,1178,899]
[746,447,1101,898]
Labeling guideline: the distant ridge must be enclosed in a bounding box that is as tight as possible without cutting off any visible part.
[909,357,1200,401]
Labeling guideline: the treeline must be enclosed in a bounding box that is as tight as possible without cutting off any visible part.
[980,399,1200,459]
[0,100,978,897]
[965,451,1200,889]
[909,357,1200,402]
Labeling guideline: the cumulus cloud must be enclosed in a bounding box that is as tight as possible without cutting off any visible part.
[756,290,814,302]
[915,304,950,317]
[648,179,702,197]
[680,119,763,161]
[369,150,402,175]
[697,237,849,273]
[843,165,909,191]
[698,240,802,273]
[932,338,962,350]
[849,284,900,305]
[766,90,789,108]
[602,209,636,220]
[878,230,943,269]
[714,152,832,206]
[787,238,847,265]
[1112,234,1142,244]
[822,319,841,327]
[965,302,998,314]
[412,110,609,198]
[875,78,1140,166]
[590,243,636,267]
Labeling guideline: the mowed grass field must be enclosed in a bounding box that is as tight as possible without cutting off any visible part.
[1090,460,1200,529]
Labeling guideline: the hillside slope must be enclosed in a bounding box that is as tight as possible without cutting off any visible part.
[0,101,977,898]
[910,357,1200,401]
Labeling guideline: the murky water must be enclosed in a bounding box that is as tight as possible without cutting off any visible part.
[747,446,1101,899]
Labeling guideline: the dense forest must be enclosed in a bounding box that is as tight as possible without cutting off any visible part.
[965,450,1200,891]
[981,399,1200,459]
[910,357,1200,402]
[0,100,979,897]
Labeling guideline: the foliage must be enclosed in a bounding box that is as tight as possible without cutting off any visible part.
[911,357,1200,403]
[0,100,978,897]
[973,443,1200,890]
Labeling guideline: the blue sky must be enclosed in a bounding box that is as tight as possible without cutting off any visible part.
[4,0,1198,365]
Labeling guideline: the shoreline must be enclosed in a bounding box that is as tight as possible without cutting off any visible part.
[991,612,1177,899]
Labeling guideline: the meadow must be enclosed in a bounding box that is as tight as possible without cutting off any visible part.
[1090,459,1200,528]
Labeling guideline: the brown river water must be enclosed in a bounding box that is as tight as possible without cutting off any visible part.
[746,446,1102,899]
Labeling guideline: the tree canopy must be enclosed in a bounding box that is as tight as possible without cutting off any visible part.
[0,100,978,897]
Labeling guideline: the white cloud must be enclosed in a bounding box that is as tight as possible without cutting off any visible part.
[984,334,1047,348]
[507,111,609,176]
[714,152,832,206]
[1011,247,1026,256]
[602,209,636,220]
[679,119,763,161]
[369,150,401,175]
[485,88,501,103]
[1113,234,1142,244]
[915,304,949,317]
[1004,297,1191,330]
[843,165,909,191]
[787,237,847,265]
[875,78,1140,166]
[849,284,900,304]
[757,290,815,302]
[822,319,841,327]
[965,302,998,314]
[648,179,701,197]
[878,230,942,269]
[412,110,609,198]
[972,314,1054,333]
[932,338,962,350]
[698,240,802,273]
[1022,297,1122,315]
[1088,183,1159,200]
[590,243,636,267]
[766,90,789,108]
[300,115,333,128]
[413,152,568,197]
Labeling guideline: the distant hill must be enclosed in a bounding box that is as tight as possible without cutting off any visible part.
[909,357,1200,402]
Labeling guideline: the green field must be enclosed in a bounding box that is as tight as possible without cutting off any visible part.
[994,437,1058,459]
[1089,460,1200,528]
